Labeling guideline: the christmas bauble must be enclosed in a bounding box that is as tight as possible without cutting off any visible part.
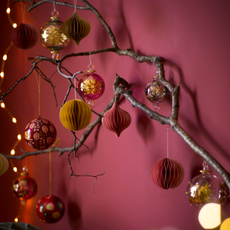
[36,195,65,223]
[11,23,38,49]
[0,154,9,176]
[186,161,229,206]
[40,10,70,59]
[59,99,92,131]
[78,70,105,102]
[12,168,37,201]
[145,76,169,103]
[151,158,184,189]
[24,117,57,150]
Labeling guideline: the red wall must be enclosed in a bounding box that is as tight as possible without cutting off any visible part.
[0,0,230,230]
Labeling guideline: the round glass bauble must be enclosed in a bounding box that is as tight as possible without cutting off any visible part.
[11,23,38,49]
[145,76,169,103]
[36,195,65,223]
[12,170,37,201]
[40,11,70,59]
[186,162,229,206]
[59,99,92,131]
[24,117,57,150]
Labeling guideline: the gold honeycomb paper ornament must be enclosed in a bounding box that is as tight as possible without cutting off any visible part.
[62,11,91,46]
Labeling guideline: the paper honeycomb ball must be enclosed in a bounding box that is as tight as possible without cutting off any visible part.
[24,117,57,150]
[36,195,65,223]
[151,158,184,189]
[59,99,92,131]
[12,169,37,201]
[0,154,9,176]
[11,23,38,49]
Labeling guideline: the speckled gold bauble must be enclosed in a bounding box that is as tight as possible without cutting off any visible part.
[59,99,92,131]
[62,11,90,46]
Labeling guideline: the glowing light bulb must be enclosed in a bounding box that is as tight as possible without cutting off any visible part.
[12,117,17,123]
[11,149,15,155]
[0,102,5,108]
[3,54,7,61]
[17,134,22,140]
[220,217,230,230]
[13,167,17,172]
[13,23,17,28]
[0,72,4,78]
[6,7,11,14]
[14,217,18,222]
[198,203,221,229]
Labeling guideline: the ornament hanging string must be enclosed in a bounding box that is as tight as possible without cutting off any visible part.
[20,2,26,24]
[73,0,77,11]
[167,126,170,158]
[34,64,41,117]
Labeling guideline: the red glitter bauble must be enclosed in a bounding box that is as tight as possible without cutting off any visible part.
[11,23,38,50]
[151,158,184,189]
[24,117,57,150]
[12,171,37,201]
[36,195,65,223]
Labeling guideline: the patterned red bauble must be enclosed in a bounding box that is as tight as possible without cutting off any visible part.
[36,195,65,223]
[12,169,37,202]
[11,23,38,49]
[24,117,57,150]
[151,158,184,189]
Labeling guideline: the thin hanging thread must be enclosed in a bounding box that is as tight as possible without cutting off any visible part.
[49,150,52,195]
[74,78,77,99]
[167,126,170,158]
[73,0,77,11]
[34,65,41,117]
[21,2,26,23]
[53,2,56,12]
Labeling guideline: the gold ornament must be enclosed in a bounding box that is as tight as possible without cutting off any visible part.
[0,154,9,176]
[59,99,92,131]
[62,11,90,46]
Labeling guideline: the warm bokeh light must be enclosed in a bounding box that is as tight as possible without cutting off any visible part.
[220,217,230,230]
[198,203,221,229]
[13,23,17,28]
[0,72,4,78]
[14,217,18,222]
[0,102,5,108]
[6,7,10,14]
[3,54,7,61]
[13,167,17,172]
[12,117,17,123]
[11,149,15,155]
[17,134,22,140]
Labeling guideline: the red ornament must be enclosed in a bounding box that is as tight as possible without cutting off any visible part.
[151,158,184,189]
[11,23,38,49]
[12,168,37,202]
[36,195,65,223]
[24,117,57,150]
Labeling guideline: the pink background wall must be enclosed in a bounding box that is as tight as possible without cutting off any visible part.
[0,0,230,230]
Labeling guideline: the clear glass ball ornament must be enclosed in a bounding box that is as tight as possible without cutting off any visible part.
[40,10,70,59]
[186,161,229,207]
[145,75,169,110]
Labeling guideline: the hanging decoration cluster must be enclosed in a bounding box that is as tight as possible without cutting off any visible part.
[24,117,57,150]
[62,11,90,46]
[102,102,131,137]
[186,161,229,206]
[59,99,92,131]
[36,195,65,223]
[151,158,184,189]
[11,23,38,50]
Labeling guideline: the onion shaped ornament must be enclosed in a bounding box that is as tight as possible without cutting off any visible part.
[62,11,90,46]
[102,102,131,137]
[151,158,184,189]
[59,99,92,131]
[11,23,38,49]
[0,154,9,176]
